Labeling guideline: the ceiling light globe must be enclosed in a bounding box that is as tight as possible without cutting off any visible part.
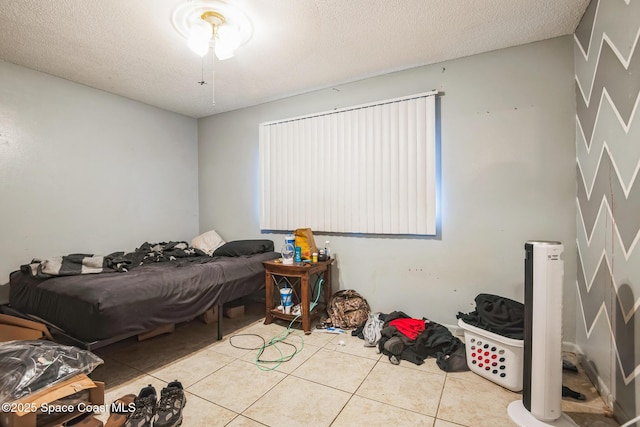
[187,19,213,57]
[217,25,242,47]
[214,25,242,60]
[214,45,235,60]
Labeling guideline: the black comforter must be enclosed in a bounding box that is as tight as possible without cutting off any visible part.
[9,251,279,342]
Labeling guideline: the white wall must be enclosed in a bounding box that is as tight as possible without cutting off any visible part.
[0,61,200,302]
[198,37,577,338]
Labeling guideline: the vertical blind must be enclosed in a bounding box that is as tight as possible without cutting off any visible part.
[259,91,438,235]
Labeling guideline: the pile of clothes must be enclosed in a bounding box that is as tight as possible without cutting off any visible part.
[353,311,469,372]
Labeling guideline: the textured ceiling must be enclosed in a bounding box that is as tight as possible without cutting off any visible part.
[0,0,589,118]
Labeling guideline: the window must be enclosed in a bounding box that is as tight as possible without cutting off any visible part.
[259,91,438,235]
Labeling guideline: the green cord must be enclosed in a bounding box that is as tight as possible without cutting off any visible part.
[252,278,325,371]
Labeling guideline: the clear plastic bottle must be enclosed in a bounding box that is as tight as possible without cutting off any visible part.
[324,241,331,259]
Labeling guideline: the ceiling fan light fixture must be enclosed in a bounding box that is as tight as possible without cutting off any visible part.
[172,0,252,106]
[172,0,252,60]
[187,19,213,57]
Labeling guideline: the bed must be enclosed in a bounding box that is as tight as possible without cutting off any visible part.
[4,240,279,350]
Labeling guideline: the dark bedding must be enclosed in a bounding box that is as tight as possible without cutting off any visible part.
[9,252,279,342]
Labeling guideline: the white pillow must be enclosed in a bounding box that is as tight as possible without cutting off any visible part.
[191,230,226,256]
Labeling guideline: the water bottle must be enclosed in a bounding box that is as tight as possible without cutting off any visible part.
[285,234,295,249]
[324,241,331,259]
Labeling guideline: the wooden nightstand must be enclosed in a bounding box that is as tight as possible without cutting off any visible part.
[262,258,334,334]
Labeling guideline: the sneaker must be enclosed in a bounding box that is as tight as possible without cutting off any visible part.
[154,380,186,427]
[123,384,156,427]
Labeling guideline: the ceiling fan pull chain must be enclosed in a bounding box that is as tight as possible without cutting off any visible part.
[197,56,207,87]
[211,46,216,106]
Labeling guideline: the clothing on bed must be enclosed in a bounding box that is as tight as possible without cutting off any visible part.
[20,241,209,278]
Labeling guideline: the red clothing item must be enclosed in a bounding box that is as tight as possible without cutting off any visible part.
[389,318,425,340]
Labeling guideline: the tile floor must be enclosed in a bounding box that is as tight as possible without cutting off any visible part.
[90,303,618,427]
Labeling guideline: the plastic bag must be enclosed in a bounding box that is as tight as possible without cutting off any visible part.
[0,340,103,403]
[294,228,317,260]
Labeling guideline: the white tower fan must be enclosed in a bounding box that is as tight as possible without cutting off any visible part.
[508,241,578,426]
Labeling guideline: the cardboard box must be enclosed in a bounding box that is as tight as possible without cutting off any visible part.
[0,374,104,427]
[0,314,53,342]
[199,305,219,324]
[223,305,245,319]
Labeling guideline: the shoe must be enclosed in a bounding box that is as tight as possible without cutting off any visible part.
[123,385,156,427]
[105,394,135,427]
[154,380,186,427]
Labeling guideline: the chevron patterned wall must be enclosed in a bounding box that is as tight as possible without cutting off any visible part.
[575,0,640,424]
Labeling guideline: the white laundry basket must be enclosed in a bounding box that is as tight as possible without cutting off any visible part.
[458,319,524,392]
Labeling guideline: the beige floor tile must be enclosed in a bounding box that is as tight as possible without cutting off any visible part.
[107,335,202,372]
[215,304,268,335]
[226,332,278,352]
[236,318,293,338]
[226,415,269,426]
[170,321,225,348]
[444,368,491,385]
[330,333,383,361]
[356,362,445,417]
[378,353,445,375]
[104,338,163,368]
[204,335,254,359]
[147,348,234,387]
[332,395,436,427]
[291,348,376,393]
[296,328,344,347]
[437,376,519,427]
[180,391,238,426]
[434,419,467,427]
[240,338,322,374]
[187,359,286,413]
[243,376,351,427]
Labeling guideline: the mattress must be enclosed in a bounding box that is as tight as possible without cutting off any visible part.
[9,252,279,342]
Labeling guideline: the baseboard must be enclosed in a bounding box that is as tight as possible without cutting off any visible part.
[613,400,638,427]
[575,347,615,410]
[444,322,464,338]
